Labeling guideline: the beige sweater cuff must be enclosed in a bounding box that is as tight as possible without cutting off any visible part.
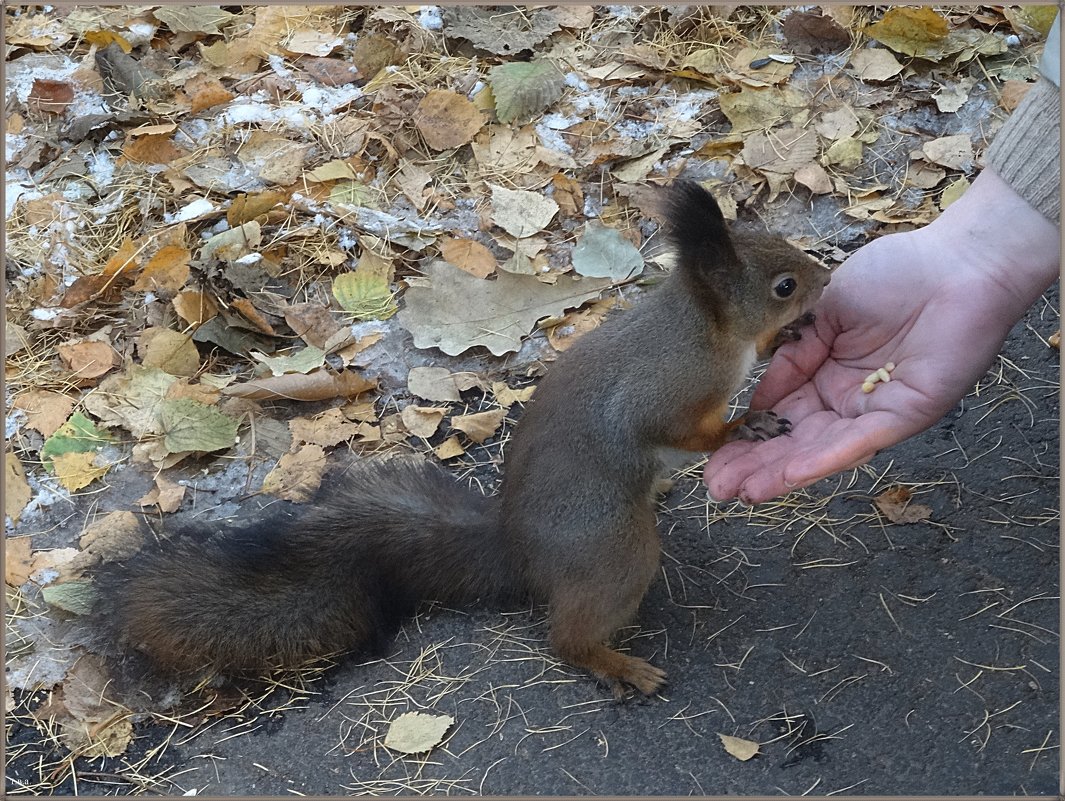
[984,78,1061,225]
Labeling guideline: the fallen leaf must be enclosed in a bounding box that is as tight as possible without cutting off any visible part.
[41,580,96,615]
[5,535,33,586]
[434,436,465,460]
[131,245,191,295]
[384,711,454,754]
[57,340,115,381]
[718,733,760,761]
[491,382,535,410]
[415,90,486,151]
[284,303,345,350]
[289,408,362,448]
[551,173,584,217]
[221,370,376,401]
[201,221,262,263]
[228,190,288,226]
[1003,5,1058,37]
[794,163,833,195]
[251,346,326,377]
[546,296,624,351]
[451,409,505,444]
[12,391,76,438]
[154,5,236,34]
[138,327,200,377]
[400,406,448,439]
[921,134,973,171]
[816,106,859,141]
[6,321,30,357]
[719,87,805,134]
[398,260,609,356]
[183,73,234,114]
[28,78,74,114]
[998,80,1033,113]
[30,547,80,585]
[83,366,177,438]
[847,49,904,82]
[490,185,559,238]
[782,10,851,54]
[159,399,238,454]
[822,137,864,170]
[874,486,933,524]
[444,5,561,55]
[440,237,498,278]
[52,452,110,492]
[741,126,818,176]
[940,176,970,210]
[172,290,219,329]
[488,60,564,124]
[229,297,276,336]
[123,133,185,165]
[40,412,112,467]
[408,367,463,402]
[137,476,186,514]
[933,78,974,113]
[5,455,31,526]
[866,7,951,59]
[284,29,343,57]
[571,223,644,280]
[905,160,946,190]
[261,444,327,502]
[333,270,397,321]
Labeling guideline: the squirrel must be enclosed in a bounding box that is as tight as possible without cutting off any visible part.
[91,181,830,698]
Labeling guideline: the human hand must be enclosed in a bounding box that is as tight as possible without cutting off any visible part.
[704,192,1055,504]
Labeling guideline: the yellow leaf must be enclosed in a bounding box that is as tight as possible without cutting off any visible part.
[52,452,109,492]
[718,733,760,761]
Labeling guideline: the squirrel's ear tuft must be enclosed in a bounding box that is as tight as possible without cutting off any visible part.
[665,180,739,274]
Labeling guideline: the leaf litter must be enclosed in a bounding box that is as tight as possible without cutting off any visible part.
[3,4,1054,792]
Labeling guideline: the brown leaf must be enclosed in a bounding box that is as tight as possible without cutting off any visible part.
[230,297,277,336]
[5,455,32,528]
[782,11,851,54]
[227,190,289,226]
[920,134,973,171]
[450,409,505,444]
[874,486,933,524]
[123,133,186,165]
[172,290,219,328]
[998,80,1033,113]
[28,78,74,114]
[71,511,145,573]
[29,547,80,584]
[138,327,200,377]
[551,173,584,217]
[57,340,116,381]
[102,237,141,280]
[183,73,235,114]
[12,390,76,438]
[414,90,486,151]
[284,302,345,350]
[299,56,362,86]
[547,296,626,351]
[5,535,33,586]
[408,367,464,402]
[434,436,465,460]
[491,382,535,410]
[221,369,376,401]
[439,237,497,278]
[131,245,191,295]
[794,163,834,195]
[289,408,362,448]
[136,475,186,514]
[261,444,327,502]
[400,406,448,439]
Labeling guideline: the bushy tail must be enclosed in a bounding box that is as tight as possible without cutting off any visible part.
[93,458,516,673]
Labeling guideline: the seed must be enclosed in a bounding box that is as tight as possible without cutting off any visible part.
[865,372,881,385]
[877,367,891,383]
[885,361,896,371]
[862,381,876,394]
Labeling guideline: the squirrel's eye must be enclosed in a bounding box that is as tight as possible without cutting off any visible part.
[773,275,797,299]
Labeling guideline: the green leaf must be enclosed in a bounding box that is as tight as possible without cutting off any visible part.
[40,411,112,468]
[487,61,564,125]
[42,580,97,615]
[250,346,326,376]
[159,399,238,454]
[571,223,644,280]
[332,271,398,321]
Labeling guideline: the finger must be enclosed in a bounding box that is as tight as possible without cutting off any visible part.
[735,412,909,504]
[749,320,832,411]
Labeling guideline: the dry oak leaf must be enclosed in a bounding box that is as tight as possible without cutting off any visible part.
[399,260,609,356]
[741,127,818,175]
[489,185,559,238]
[71,511,145,574]
[400,406,448,439]
[261,444,327,502]
[221,369,376,402]
[57,340,116,382]
[123,133,185,165]
[434,436,465,460]
[719,733,760,761]
[415,90,486,151]
[408,367,463,402]
[5,453,32,526]
[920,134,974,171]
[451,409,505,444]
[440,237,498,278]
[183,73,235,114]
[28,78,74,114]
[12,390,76,438]
[874,486,933,524]
[847,49,904,82]
[794,163,833,195]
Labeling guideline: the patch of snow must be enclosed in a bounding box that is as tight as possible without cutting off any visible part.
[6,181,41,218]
[570,88,608,115]
[6,132,26,161]
[166,197,217,223]
[299,83,363,115]
[6,409,26,438]
[268,53,293,78]
[234,252,262,265]
[87,149,115,188]
[31,307,62,321]
[417,6,443,31]
[124,21,157,46]
[564,71,590,92]
[583,195,602,218]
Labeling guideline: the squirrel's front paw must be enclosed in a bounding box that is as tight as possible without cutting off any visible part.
[728,410,791,443]
[763,312,817,356]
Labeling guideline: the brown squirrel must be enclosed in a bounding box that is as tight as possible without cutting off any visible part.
[92,181,829,697]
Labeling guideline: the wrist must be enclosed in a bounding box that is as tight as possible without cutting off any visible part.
[912,168,1060,321]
